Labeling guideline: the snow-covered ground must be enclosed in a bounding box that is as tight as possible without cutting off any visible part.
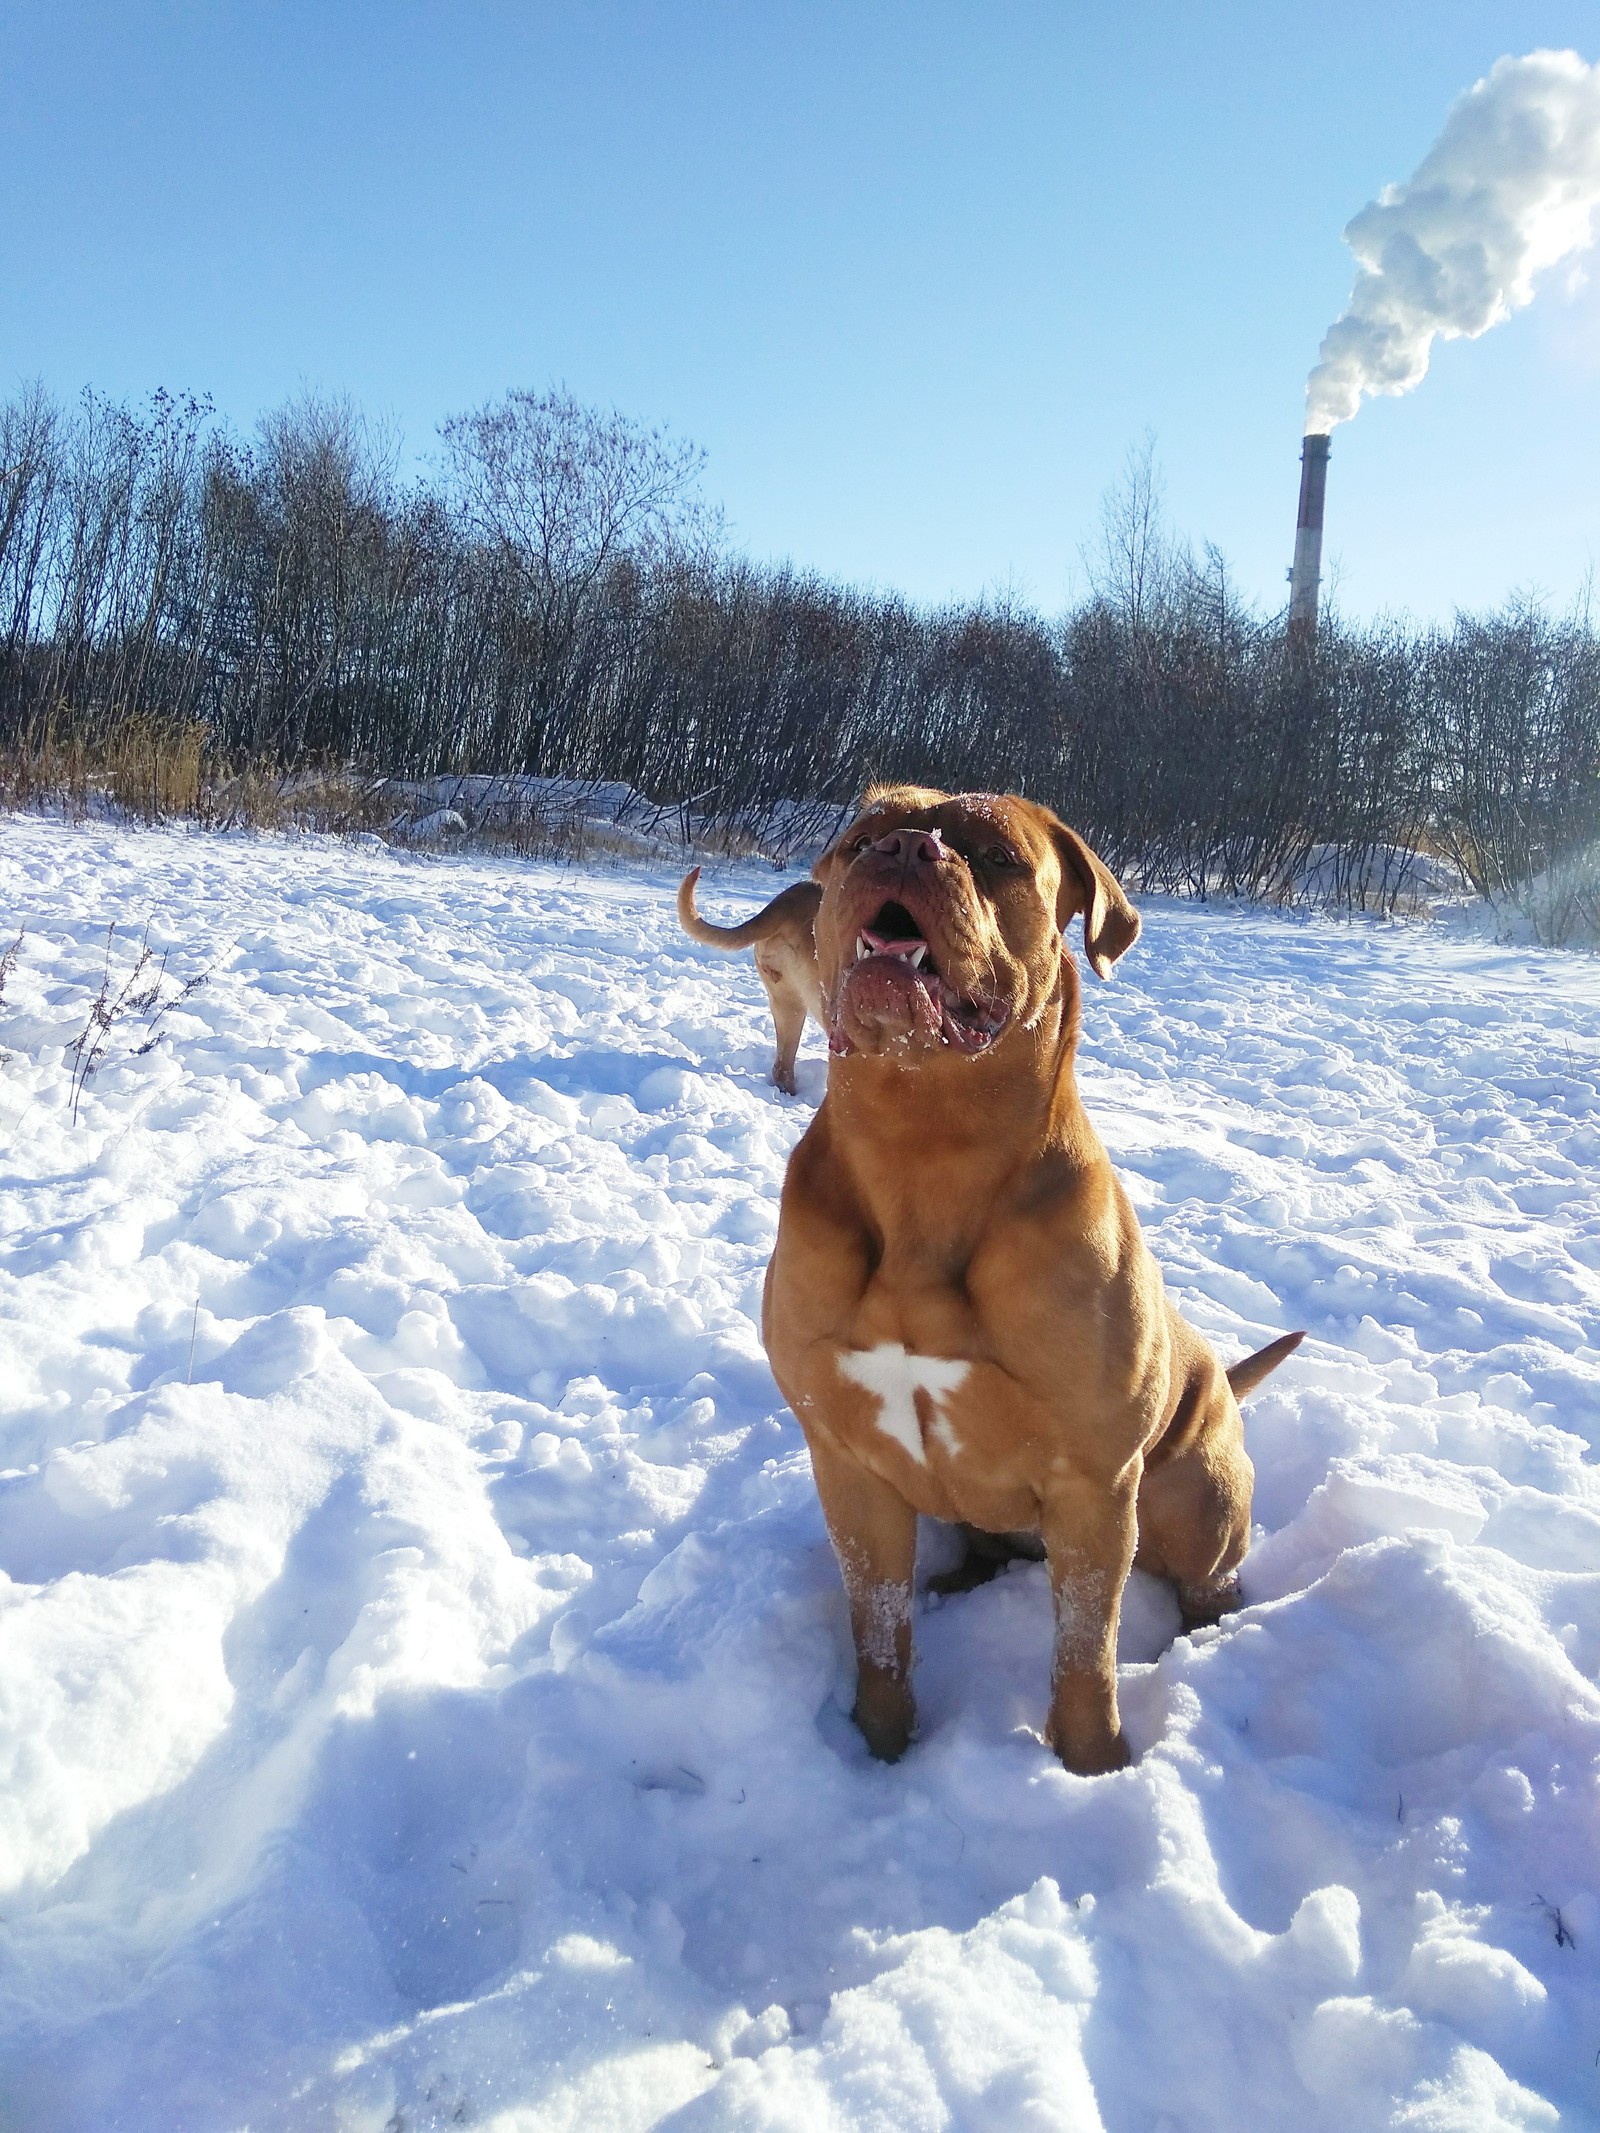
[0,818,1596,2133]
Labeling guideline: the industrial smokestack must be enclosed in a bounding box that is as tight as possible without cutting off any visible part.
[1288,433,1330,634]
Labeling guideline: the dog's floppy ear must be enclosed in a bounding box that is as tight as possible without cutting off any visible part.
[1050,820,1140,978]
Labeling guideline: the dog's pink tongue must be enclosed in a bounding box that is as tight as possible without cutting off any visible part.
[840,952,944,1050]
[862,929,926,959]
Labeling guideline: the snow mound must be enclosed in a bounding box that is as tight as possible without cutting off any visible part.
[1285,843,1470,915]
[0,821,1595,2130]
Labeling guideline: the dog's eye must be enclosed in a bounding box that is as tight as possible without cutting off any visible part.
[986,844,1019,869]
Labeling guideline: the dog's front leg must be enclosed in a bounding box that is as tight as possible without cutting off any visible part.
[807,1433,919,1761]
[1041,1465,1139,1774]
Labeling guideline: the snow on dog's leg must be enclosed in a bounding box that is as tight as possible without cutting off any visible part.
[808,1434,919,1761]
[1041,1466,1138,1774]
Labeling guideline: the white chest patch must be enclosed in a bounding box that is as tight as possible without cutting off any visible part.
[837,1344,971,1464]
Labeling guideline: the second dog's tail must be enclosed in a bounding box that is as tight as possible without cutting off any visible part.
[1227,1330,1305,1399]
[677,867,822,948]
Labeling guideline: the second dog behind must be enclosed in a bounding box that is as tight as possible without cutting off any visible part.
[677,868,823,1094]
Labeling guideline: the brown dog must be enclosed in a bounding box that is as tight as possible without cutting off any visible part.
[677,868,824,1095]
[762,785,1301,1773]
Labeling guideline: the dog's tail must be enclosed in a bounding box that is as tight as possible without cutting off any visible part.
[677,867,822,948]
[1227,1330,1305,1399]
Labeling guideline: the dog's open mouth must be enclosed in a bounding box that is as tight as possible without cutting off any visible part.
[849,901,1011,1053]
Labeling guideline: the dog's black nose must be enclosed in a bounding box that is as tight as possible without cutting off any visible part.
[870,826,946,865]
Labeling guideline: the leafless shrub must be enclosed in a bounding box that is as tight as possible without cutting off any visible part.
[67,921,209,1124]
[1509,844,1600,949]
[0,929,22,1010]
[1,381,1596,929]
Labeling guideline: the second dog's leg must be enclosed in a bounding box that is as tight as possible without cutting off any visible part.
[807,1434,919,1760]
[759,964,814,1100]
[765,975,807,1095]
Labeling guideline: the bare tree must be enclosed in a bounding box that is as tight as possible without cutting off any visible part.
[3,376,1598,937]
[442,389,717,749]
[1084,432,1184,640]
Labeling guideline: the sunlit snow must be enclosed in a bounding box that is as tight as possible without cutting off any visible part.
[0,818,1596,2131]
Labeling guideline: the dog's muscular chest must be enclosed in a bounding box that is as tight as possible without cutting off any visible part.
[774,1270,1065,1528]
[765,1169,1169,1529]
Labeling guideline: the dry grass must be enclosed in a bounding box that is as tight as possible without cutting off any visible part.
[66,920,211,1124]
[0,710,396,841]
[0,714,608,858]
[0,929,22,1014]
[0,711,801,870]
[0,709,205,821]
[209,763,396,836]
[0,706,830,874]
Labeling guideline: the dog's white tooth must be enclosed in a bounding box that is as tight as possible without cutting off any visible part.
[908,944,927,969]
[857,934,869,962]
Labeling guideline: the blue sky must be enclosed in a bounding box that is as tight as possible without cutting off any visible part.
[3,1,1597,620]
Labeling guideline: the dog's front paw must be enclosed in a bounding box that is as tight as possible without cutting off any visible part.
[853,1673,915,1762]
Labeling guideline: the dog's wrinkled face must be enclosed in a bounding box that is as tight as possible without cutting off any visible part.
[813,786,1139,1062]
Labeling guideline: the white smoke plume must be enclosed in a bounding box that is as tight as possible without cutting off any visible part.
[1306,48,1600,433]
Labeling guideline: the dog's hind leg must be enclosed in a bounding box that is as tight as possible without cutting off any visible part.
[1136,1426,1253,1633]
[1137,1321,1274,1634]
